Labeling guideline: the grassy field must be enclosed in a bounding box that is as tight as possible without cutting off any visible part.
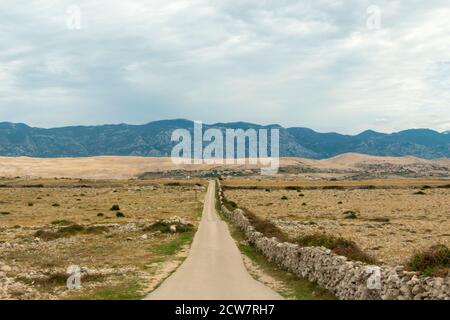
[0,178,205,300]
[223,179,450,266]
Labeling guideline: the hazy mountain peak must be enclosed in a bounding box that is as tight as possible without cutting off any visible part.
[0,119,448,159]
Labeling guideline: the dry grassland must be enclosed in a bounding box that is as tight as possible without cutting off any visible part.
[0,178,205,300]
[223,179,450,265]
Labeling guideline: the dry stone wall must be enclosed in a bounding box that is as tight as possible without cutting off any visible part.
[216,181,450,300]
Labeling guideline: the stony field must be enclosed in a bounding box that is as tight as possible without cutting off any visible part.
[0,178,205,300]
[223,179,450,266]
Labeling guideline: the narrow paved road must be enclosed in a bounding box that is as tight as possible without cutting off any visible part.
[146,180,282,300]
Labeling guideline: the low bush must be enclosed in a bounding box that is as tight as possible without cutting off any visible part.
[35,223,110,241]
[368,217,390,223]
[51,219,73,226]
[110,204,120,211]
[343,210,358,219]
[165,182,181,186]
[295,233,377,264]
[143,220,193,233]
[241,209,289,242]
[34,224,84,241]
[222,199,238,211]
[406,244,450,277]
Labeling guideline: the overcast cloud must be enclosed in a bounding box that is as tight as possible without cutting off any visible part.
[0,0,449,133]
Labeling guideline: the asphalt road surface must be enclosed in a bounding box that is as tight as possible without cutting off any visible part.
[146,180,282,300]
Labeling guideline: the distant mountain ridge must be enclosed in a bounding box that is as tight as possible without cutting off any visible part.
[0,119,449,159]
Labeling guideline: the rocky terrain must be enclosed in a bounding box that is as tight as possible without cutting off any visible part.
[0,179,204,299]
[0,153,448,180]
[223,179,450,265]
[217,182,450,300]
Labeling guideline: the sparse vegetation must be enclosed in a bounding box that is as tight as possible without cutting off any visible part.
[51,219,73,226]
[223,179,450,265]
[150,231,195,256]
[115,212,125,218]
[70,279,144,300]
[143,220,194,234]
[241,209,289,242]
[295,233,376,264]
[110,204,120,211]
[406,244,450,277]
[343,210,358,219]
[0,178,204,300]
[368,217,390,223]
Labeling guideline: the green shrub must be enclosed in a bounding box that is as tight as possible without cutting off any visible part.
[368,217,390,223]
[295,233,376,264]
[165,182,181,186]
[116,212,125,218]
[143,220,194,233]
[222,199,238,211]
[281,196,288,200]
[110,204,120,211]
[343,210,358,219]
[241,209,289,242]
[34,224,85,241]
[407,244,450,277]
[51,219,73,226]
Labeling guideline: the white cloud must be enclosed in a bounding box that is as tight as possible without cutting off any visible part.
[0,0,449,133]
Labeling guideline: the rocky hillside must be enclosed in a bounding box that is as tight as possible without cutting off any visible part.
[0,120,449,159]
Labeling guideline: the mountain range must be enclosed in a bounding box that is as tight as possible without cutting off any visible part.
[0,119,449,159]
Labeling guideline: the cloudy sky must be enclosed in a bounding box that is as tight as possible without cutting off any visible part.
[0,0,449,134]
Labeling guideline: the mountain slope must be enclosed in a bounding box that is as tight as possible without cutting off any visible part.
[0,120,448,159]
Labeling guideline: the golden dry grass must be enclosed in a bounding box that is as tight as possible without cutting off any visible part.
[0,178,204,228]
[0,179,205,299]
[1,154,448,179]
[224,180,450,265]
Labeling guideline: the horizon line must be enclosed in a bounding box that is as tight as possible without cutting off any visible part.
[1,118,448,136]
